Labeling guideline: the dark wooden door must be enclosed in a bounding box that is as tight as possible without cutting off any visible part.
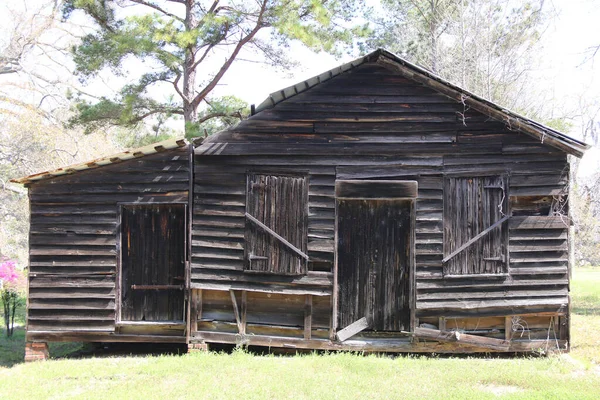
[337,199,412,332]
[120,204,186,322]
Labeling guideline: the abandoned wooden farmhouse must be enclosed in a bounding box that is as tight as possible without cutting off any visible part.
[12,49,590,359]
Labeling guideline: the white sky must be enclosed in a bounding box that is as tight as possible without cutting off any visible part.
[1,0,599,176]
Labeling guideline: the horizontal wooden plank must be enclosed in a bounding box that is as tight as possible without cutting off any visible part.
[29,235,115,246]
[417,288,568,301]
[510,174,568,187]
[26,332,186,343]
[28,287,115,299]
[509,216,569,230]
[29,182,189,195]
[190,281,331,296]
[29,276,115,288]
[509,267,568,275]
[218,131,457,144]
[200,142,504,156]
[509,230,568,240]
[510,186,567,196]
[286,94,454,104]
[30,224,115,235]
[416,278,568,290]
[29,247,116,257]
[191,270,333,287]
[28,298,115,310]
[30,192,188,205]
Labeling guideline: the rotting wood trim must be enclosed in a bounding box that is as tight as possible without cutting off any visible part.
[336,317,370,342]
[442,215,510,264]
[413,327,511,351]
[245,212,309,260]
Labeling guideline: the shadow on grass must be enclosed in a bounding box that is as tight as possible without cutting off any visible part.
[0,327,189,368]
[572,306,600,316]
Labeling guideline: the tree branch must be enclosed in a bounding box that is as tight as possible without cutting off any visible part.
[191,0,268,110]
[197,111,242,124]
[128,0,184,22]
[172,72,186,101]
[190,44,215,71]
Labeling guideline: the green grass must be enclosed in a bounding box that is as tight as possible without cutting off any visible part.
[1,269,599,399]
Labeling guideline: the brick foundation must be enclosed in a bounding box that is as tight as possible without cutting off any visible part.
[188,342,209,353]
[25,342,49,362]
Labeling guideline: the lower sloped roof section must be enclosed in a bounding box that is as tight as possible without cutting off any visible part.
[11,137,188,186]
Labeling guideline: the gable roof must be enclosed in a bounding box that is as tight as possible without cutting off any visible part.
[253,48,590,158]
[11,137,188,186]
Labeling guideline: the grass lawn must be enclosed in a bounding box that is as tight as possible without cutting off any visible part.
[1,269,599,399]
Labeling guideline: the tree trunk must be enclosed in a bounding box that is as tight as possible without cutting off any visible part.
[183,0,199,138]
[10,294,16,337]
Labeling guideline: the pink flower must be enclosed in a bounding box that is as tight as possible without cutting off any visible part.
[0,260,24,291]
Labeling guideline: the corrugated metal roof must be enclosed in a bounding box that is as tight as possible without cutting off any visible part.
[254,48,590,158]
[11,137,188,185]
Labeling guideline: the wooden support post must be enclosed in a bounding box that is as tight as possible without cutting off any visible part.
[25,342,49,362]
[438,317,446,331]
[197,289,203,322]
[505,316,513,341]
[241,290,247,336]
[304,294,313,340]
[229,290,243,335]
[190,289,200,336]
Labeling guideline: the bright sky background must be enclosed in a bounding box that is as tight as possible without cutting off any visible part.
[1,0,599,176]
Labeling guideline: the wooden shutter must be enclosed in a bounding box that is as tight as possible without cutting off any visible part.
[245,174,308,275]
[444,176,508,275]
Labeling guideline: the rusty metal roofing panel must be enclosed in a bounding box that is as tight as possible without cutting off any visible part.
[11,137,188,185]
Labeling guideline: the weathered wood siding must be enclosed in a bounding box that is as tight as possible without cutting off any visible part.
[193,61,569,324]
[27,147,189,339]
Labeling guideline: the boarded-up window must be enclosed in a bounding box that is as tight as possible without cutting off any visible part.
[245,173,309,275]
[444,176,508,276]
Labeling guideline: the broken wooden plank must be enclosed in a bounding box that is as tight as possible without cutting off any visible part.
[336,317,370,342]
[414,327,510,351]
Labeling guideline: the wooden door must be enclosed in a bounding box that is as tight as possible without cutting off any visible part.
[120,204,186,322]
[337,199,413,332]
